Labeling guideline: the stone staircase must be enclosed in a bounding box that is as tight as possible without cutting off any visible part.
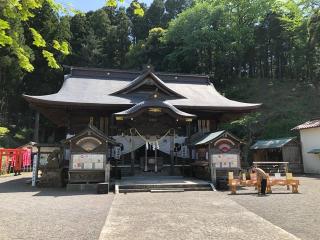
[118,183,214,193]
[117,179,214,193]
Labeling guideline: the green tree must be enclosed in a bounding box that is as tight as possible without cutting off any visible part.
[127,1,149,43]
[145,0,166,29]
[0,0,143,73]
[125,27,168,69]
[307,9,320,89]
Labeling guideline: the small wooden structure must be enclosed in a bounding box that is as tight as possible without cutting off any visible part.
[228,172,299,194]
[0,148,30,174]
[250,137,303,173]
[191,130,242,186]
[64,125,117,185]
[31,143,62,186]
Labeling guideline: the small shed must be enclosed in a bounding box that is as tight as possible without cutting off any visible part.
[191,130,242,183]
[64,125,117,185]
[250,137,303,173]
[292,119,320,174]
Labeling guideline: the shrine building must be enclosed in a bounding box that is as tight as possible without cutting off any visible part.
[23,66,261,184]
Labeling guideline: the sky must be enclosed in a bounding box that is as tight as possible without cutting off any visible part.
[57,0,152,12]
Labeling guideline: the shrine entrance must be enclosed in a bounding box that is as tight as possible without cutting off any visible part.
[113,94,196,177]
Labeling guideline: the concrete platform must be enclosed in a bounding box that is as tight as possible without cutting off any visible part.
[99,191,299,240]
[116,176,214,193]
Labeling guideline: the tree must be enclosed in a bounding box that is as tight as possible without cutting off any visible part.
[125,27,168,69]
[0,0,143,73]
[307,9,320,89]
[145,0,166,29]
[164,2,233,74]
[0,0,70,72]
[127,1,149,43]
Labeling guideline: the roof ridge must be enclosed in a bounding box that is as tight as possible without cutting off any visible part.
[66,65,209,79]
[256,137,295,141]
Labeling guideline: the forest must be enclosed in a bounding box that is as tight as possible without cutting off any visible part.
[0,0,320,148]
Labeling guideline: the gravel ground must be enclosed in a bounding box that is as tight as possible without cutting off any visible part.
[0,173,114,240]
[224,175,320,240]
[99,191,299,240]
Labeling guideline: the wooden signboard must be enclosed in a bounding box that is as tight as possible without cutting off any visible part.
[212,154,239,168]
[71,154,105,170]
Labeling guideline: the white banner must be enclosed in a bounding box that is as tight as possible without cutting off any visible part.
[112,135,187,156]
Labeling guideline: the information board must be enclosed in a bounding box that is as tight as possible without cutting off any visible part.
[71,154,105,170]
[212,154,239,168]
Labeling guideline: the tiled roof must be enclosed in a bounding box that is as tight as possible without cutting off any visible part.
[292,119,320,130]
[192,130,241,145]
[23,66,261,111]
[193,131,225,145]
[113,99,196,118]
[250,137,296,150]
[308,149,320,154]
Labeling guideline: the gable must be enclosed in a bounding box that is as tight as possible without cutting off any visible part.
[112,71,185,98]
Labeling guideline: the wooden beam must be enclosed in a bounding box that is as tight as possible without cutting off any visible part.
[208,143,216,186]
[170,132,174,175]
[33,111,40,142]
[131,150,135,176]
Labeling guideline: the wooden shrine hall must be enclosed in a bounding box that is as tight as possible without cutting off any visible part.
[23,66,261,184]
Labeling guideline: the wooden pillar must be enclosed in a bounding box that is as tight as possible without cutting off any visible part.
[170,132,174,175]
[144,143,148,171]
[155,147,158,173]
[0,150,2,172]
[99,117,104,132]
[131,151,135,176]
[104,117,109,136]
[105,158,110,183]
[33,111,39,143]
[110,116,115,136]
[208,143,216,186]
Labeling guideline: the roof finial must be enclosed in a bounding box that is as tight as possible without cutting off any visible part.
[89,116,94,126]
[142,64,154,72]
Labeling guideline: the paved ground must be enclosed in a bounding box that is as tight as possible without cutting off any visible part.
[1,174,319,240]
[99,191,299,240]
[224,175,320,240]
[0,173,113,240]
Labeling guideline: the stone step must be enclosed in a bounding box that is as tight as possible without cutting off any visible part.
[118,184,213,193]
[150,189,185,193]
[118,183,211,190]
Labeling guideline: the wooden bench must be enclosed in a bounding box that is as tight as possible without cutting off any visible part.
[228,172,299,194]
[268,173,299,193]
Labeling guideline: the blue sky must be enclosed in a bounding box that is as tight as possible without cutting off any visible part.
[57,0,152,12]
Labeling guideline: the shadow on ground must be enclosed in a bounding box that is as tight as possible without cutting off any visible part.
[0,177,101,197]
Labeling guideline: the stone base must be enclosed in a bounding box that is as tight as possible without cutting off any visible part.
[66,183,97,192]
[97,183,109,194]
[38,169,65,187]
